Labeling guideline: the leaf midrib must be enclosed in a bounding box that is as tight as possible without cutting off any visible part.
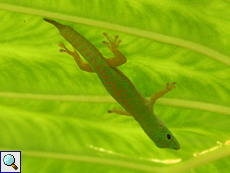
[0,144,229,173]
[0,3,229,66]
[0,92,229,116]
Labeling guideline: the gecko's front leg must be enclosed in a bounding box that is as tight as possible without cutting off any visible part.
[58,43,94,73]
[102,33,127,67]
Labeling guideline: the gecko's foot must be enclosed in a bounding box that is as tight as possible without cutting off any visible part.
[102,33,122,52]
[165,82,176,91]
[108,108,118,114]
[58,43,78,57]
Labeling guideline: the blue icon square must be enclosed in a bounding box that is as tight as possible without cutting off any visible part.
[0,151,21,173]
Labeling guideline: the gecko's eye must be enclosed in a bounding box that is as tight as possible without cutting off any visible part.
[166,133,171,140]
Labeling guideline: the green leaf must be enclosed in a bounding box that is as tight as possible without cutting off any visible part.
[0,0,229,172]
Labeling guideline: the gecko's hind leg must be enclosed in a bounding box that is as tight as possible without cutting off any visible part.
[59,43,94,73]
[102,33,127,67]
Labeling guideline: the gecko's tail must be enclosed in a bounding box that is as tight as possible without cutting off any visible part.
[44,18,110,73]
[44,18,67,32]
[44,18,55,23]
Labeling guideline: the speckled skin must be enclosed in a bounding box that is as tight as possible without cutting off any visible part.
[44,19,180,150]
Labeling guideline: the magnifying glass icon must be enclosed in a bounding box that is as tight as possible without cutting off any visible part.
[3,154,18,170]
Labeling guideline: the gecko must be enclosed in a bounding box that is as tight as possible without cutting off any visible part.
[44,18,180,150]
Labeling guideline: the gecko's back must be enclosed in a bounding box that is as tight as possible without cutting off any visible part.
[44,19,151,123]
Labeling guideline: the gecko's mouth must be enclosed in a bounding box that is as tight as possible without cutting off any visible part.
[174,145,180,150]
[172,139,180,150]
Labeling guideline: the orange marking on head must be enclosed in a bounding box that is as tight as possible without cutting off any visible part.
[160,142,170,148]
[171,139,180,149]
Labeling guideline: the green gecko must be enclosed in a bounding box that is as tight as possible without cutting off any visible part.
[44,18,180,150]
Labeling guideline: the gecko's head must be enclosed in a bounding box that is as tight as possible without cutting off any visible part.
[151,124,180,150]
[147,115,180,150]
